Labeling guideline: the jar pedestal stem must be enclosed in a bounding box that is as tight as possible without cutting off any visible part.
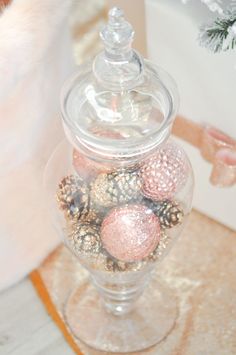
[64,274,178,353]
[91,272,150,316]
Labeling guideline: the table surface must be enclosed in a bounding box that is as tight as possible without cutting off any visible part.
[0,278,73,355]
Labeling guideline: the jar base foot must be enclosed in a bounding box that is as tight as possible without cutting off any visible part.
[64,278,178,353]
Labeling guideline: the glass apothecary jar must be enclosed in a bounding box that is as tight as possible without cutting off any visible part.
[44,8,194,353]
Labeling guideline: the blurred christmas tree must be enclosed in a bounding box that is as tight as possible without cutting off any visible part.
[182,0,236,52]
[199,9,236,52]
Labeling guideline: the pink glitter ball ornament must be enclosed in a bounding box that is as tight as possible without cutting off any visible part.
[101,204,161,262]
[73,149,110,180]
[140,142,188,201]
[72,129,123,179]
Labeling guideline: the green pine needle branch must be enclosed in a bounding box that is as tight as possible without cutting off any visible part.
[199,10,236,52]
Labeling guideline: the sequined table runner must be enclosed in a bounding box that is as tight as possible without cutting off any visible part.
[30,210,236,355]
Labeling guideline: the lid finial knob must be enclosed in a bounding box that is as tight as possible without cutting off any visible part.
[93,7,143,89]
[108,7,124,22]
[100,7,134,55]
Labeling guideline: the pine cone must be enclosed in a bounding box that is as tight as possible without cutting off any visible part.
[79,207,104,226]
[90,170,142,208]
[56,175,88,220]
[68,223,102,257]
[104,256,128,272]
[145,199,184,229]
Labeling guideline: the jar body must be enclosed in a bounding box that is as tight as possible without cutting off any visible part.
[45,134,193,317]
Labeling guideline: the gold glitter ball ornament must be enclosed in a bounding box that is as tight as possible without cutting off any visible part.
[57,175,88,220]
[90,170,142,208]
[68,222,102,257]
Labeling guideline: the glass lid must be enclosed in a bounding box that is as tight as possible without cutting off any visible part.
[61,7,179,161]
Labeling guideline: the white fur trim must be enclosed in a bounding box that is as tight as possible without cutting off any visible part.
[0,0,72,101]
[0,0,74,290]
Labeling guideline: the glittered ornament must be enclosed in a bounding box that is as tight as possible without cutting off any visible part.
[140,142,188,201]
[72,128,124,180]
[73,149,111,180]
[68,223,102,257]
[103,230,171,272]
[90,170,142,208]
[101,204,161,262]
[57,175,88,220]
[144,199,184,229]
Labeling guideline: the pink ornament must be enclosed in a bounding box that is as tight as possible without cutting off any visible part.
[101,204,161,262]
[140,142,188,201]
[72,131,123,179]
[73,149,104,180]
